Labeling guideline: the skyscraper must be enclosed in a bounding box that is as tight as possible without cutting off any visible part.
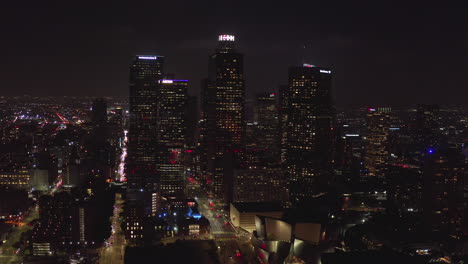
[279,85,289,163]
[423,146,465,234]
[364,107,392,177]
[255,92,280,162]
[201,34,245,203]
[284,64,334,205]
[156,79,188,199]
[127,55,164,190]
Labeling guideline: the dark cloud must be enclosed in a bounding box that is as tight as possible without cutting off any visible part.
[0,0,467,106]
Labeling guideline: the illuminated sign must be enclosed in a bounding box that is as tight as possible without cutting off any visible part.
[138,56,158,60]
[218,35,235,41]
[320,69,332,74]
[345,134,360,137]
[303,63,315,68]
[159,79,188,84]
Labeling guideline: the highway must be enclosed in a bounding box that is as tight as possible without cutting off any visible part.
[99,193,126,264]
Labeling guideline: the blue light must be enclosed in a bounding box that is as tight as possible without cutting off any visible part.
[193,214,202,220]
[428,149,434,154]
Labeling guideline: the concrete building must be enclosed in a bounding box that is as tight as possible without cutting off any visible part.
[229,202,283,232]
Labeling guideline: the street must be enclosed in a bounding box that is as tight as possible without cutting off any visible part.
[196,191,246,264]
[99,193,126,264]
[0,204,39,264]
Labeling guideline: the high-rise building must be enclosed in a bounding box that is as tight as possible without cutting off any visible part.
[364,107,392,177]
[284,64,334,205]
[156,79,188,199]
[255,92,280,162]
[233,166,288,205]
[185,95,199,147]
[201,34,245,203]
[279,85,289,163]
[386,163,424,215]
[423,146,465,235]
[127,55,164,190]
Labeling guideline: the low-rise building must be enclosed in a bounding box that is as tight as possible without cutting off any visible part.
[230,202,283,232]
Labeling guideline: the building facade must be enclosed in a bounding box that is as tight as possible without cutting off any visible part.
[284,64,334,205]
[201,35,245,203]
[156,79,188,199]
[128,55,164,190]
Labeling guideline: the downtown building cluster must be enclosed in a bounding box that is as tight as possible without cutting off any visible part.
[124,35,468,263]
[0,35,467,264]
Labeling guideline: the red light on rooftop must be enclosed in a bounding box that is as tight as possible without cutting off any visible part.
[186,149,193,153]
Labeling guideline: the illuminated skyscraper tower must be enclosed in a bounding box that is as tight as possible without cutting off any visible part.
[128,55,164,190]
[364,107,392,177]
[201,34,245,202]
[255,92,280,161]
[156,79,188,198]
[284,64,334,205]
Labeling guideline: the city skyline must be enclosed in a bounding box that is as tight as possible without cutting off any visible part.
[0,2,467,263]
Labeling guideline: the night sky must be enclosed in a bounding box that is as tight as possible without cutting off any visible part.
[1,1,467,106]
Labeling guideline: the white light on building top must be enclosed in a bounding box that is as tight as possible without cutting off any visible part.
[320,69,332,74]
[218,35,235,41]
[161,80,173,84]
[138,56,158,60]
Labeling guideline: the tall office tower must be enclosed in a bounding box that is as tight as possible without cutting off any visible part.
[279,85,289,163]
[364,107,392,177]
[423,146,464,234]
[156,79,188,199]
[284,64,334,205]
[233,166,287,204]
[127,55,164,190]
[255,92,280,162]
[413,104,440,148]
[201,34,245,203]
[185,96,199,147]
[91,98,107,124]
